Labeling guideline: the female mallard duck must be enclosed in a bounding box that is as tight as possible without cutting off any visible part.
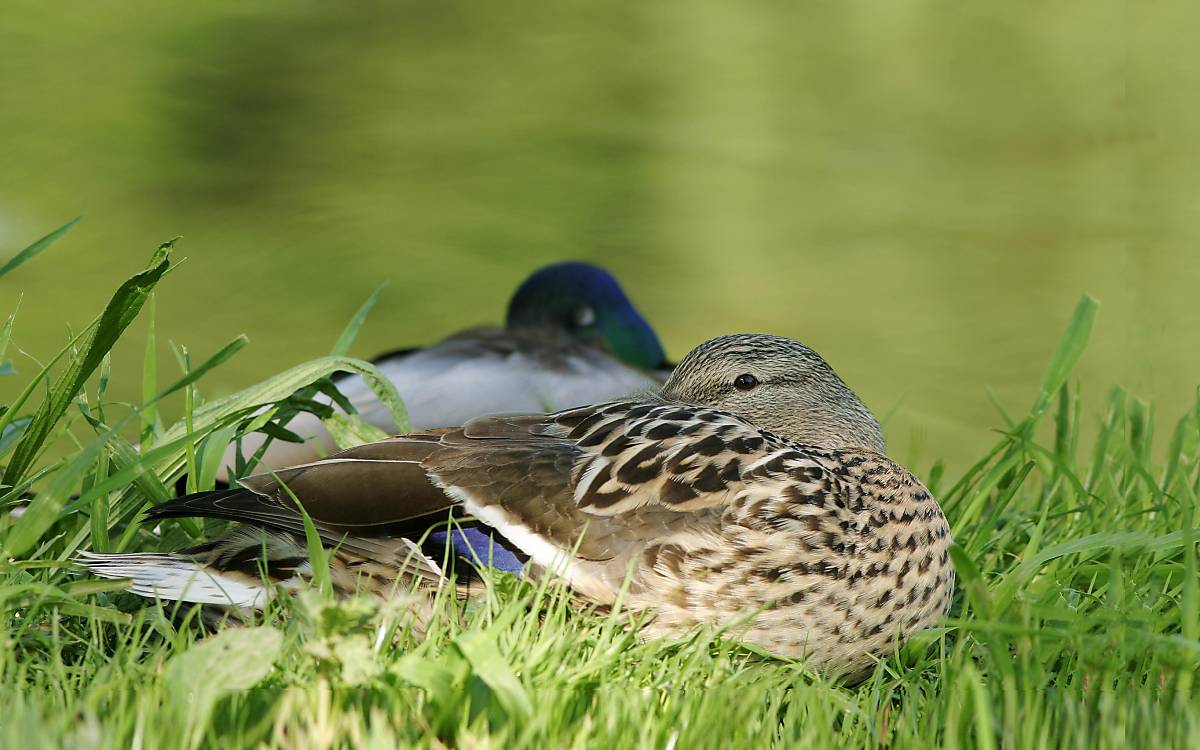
[84,334,953,674]
[231,261,670,471]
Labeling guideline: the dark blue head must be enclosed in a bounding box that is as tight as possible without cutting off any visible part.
[505,261,667,370]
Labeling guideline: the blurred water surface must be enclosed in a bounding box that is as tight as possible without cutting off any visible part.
[2,1,1198,471]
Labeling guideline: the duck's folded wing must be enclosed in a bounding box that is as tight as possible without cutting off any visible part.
[416,403,796,568]
[146,433,459,537]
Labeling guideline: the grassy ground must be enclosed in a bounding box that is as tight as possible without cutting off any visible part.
[1,228,1198,748]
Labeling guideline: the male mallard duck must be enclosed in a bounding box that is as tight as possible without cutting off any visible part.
[84,334,953,674]
[231,261,670,471]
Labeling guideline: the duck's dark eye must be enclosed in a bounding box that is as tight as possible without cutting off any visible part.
[733,373,758,391]
[573,306,597,328]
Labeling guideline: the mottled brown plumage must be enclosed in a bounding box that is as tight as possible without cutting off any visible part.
[81,334,953,674]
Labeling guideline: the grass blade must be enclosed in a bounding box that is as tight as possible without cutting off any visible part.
[1028,294,1099,420]
[0,216,82,279]
[140,294,158,448]
[0,324,93,453]
[330,283,386,357]
[0,299,19,371]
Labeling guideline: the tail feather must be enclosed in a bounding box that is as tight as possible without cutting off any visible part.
[76,525,452,611]
[77,551,274,608]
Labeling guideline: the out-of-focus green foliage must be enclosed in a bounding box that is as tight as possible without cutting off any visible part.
[2,1,1195,474]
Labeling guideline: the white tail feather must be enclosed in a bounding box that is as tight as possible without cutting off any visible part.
[76,551,271,609]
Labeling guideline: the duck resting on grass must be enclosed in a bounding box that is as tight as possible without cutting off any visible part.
[226,261,671,473]
[83,334,954,674]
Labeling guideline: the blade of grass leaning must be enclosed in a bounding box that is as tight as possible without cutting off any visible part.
[140,294,158,448]
[330,283,387,357]
[1027,294,1099,421]
[0,299,19,370]
[2,242,172,486]
[179,346,198,494]
[195,425,239,492]
[0,215,82,279]
[87,446,111,552]
[83,357,114,551]
[0,323,94,458]
[277,476,332,596]
[95,351,111,423]
[453,620,534,723]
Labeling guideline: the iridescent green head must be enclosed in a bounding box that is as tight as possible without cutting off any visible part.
[505,262,667,371]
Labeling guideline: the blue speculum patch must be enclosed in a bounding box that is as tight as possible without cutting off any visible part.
[427,525,525,575]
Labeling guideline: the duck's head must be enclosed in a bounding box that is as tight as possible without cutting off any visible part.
[662,334,885,452]
[506,261,667,371]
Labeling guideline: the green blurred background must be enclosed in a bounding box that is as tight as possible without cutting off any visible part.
[2,1,1198,472]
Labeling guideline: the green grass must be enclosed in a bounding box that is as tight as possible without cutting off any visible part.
[1,231,1198,748]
